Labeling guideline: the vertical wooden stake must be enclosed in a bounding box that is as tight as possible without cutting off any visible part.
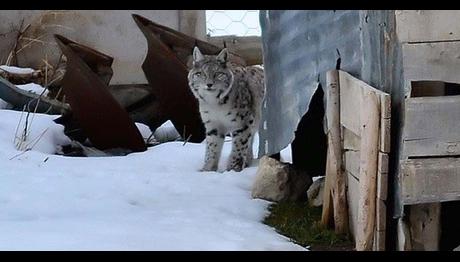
[356,90,380,250]
[321,70,348,234]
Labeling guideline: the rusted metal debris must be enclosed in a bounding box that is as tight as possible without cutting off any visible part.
[0,76,69,114]
[54,34,146,152]
[132,14,247,143]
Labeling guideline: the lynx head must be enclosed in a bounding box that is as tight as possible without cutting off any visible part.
[188,47,234,101]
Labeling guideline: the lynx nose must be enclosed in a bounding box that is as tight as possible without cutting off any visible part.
[207,83,213,88]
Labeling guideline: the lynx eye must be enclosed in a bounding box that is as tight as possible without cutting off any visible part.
[194,72,202,77]
[215,72,226,79]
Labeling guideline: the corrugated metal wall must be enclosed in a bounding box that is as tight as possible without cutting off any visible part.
[258,10,364,157]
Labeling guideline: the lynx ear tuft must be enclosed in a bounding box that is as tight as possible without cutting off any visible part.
[216,48,228,64]
[193,46,204,65]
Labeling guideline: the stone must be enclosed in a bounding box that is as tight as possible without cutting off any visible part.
[251,156,313,202]
[307,176,325,207]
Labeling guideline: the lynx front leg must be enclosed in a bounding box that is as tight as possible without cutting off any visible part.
[227,125,252,172]
[201,128,225,172]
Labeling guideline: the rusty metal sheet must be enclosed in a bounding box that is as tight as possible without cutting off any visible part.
[54,34,146,152]
[132,14,210,143]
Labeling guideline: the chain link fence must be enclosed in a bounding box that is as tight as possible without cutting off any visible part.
[206,10,261,37]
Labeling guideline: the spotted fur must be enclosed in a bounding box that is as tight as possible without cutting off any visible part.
[188,47,265,172]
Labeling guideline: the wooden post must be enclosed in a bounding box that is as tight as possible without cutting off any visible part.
[321,70,348,234]
[356,89,380,250]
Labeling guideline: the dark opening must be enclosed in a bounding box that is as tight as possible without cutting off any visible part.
[290,84,327,177]
[440,201,460,251]
[410,81,460,97]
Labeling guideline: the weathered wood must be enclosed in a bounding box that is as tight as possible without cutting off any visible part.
[402,41,460,84]
[339,71,388,136]
[401,158,460,205]
[347,172,360,242]
[321,170,334,228]
[324,70,348,235]
[376,198,386,232]
[343,127,361,151]
[377,153,389,200]
[208,36,262,66]
[356,89,380,251]
[408,203,441,251]
[403,96,460,158]
[339,71,363,136]
[344,150,360,180]
[373,229,386,251]
[396,10,460,43]
[379,94,391,153]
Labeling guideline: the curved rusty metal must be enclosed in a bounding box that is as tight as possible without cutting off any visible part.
[133,14,207,143]
[54,34,146,152]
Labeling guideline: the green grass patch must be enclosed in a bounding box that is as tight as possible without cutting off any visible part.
[263,201,354,251]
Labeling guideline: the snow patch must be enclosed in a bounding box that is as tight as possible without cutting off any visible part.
[0,65,35,75]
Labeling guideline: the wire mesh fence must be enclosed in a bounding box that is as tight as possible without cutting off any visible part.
[206,10,261,37]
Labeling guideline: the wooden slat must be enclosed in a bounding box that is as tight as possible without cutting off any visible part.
[344,150,360,180]
[402,41,460,84]
[379,94,391,153]
[343,127,361,151]
[396,10,460,43]
[401,158,460,205]
[377,153,389,200]
[373,230,386,251]
[339,71,388,136]
[347,172,360,242]
[356,89,380,251]
[403,96,460,157]
[339,71,362,135]
[321,70,348,234]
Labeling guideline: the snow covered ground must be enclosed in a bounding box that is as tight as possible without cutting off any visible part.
[0,107,305,251]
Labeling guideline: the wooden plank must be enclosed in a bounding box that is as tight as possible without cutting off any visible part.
[376,199,386,232]
[408,203,441,251]
[344,150,360,180]
[373,230,386,251]
[379,94,391,153]
[321,70,348,234]
[356,89,380,251]
[403,96,460,157]
[377,153,389,200]
[402,41,460,84]
[401,158,460,205]
[396,10,460,43]
[339,71,388,136]
[343,127,361,151]
[208,36,262,65]
[347,171,360,242]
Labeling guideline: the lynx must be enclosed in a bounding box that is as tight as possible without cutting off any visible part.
[187,47,265,172]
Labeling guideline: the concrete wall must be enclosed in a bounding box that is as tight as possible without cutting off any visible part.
[0,10,205,85]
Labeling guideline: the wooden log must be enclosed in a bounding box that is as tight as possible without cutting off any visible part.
[408,203,441,251]
[356,89,380,251]
[325,70,348,235]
